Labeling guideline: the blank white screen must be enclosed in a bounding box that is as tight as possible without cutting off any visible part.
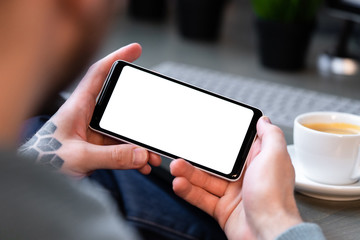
[100,66,254,174]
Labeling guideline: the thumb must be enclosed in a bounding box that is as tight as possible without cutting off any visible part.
[82,143,149,171]
[256,116,287,153]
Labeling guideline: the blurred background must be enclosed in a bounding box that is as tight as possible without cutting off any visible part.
[82,0,360,142]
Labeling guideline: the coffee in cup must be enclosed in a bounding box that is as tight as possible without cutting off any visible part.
[302,122,360,135]
[294,112,360,185]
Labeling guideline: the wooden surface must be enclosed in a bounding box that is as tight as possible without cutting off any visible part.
[296,193,360,240]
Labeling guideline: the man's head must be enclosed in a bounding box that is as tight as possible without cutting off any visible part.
[0,0,122,143]
[44,0,123,97]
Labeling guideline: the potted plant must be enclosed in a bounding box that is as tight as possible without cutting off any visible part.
[251,0,323,71]
[176,0,228,41]
[129,0,167,21]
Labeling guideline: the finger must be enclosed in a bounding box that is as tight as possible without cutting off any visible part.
[172,177,219,217]
[246,137,261,166]
[170,159,229,197]
[137,153,161,175]
[73,43,142,102]
[87,129,161,167]
[138,164,152,175]
[256,116,287,154]
[148,152,162,167]
[254,117,293,178]
[82,143,149,171]
[60,43,142,126]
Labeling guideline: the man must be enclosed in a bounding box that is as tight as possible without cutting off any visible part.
[1,0,325,239]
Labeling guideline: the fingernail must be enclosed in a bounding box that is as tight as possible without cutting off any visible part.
[262,116,271,124]
[133,148,147,165]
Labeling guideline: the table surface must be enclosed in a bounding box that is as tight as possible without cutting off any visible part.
[91,2,360,239]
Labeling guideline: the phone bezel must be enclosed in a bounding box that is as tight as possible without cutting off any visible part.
[90,60,262,181]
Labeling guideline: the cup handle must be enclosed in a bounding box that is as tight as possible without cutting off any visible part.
[352,146,360,180]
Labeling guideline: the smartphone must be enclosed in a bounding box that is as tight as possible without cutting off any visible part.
[90,61,262,181]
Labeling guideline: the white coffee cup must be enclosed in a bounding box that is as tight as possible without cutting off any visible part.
[294,112,360,185]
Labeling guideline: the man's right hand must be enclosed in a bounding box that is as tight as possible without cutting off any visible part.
[170,117,303,240]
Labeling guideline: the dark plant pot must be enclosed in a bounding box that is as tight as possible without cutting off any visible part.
[129,0,167,21]
[176,0,227,41]
[255,18,315,71]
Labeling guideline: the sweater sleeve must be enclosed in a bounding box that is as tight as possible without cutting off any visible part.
[0,151,141,240]
[276,223,326,240]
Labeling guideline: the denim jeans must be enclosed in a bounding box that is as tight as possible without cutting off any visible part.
[20,116,227,240]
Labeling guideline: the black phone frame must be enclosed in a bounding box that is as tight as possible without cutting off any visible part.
[90,60,262,181]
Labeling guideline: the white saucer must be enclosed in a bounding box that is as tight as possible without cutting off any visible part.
[287,145,360,201]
